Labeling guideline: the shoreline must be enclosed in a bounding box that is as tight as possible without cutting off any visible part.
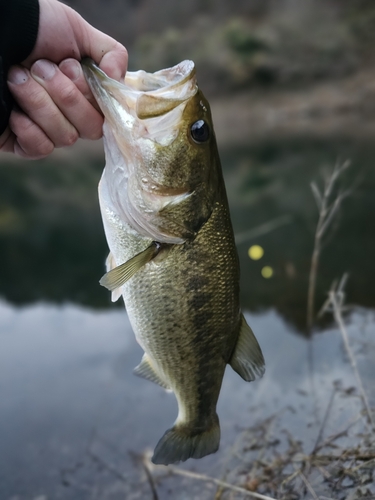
[211,67,375,147]
[2,66,375,165]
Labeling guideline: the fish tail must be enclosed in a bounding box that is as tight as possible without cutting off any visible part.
[151,416,220,465]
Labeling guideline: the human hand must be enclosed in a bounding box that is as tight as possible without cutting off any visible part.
[0,0,127,159]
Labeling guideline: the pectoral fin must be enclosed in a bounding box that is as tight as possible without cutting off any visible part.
[229,314,265,382]
[100,243,160,291]
[134,353,171,391]
[105,253,122,302]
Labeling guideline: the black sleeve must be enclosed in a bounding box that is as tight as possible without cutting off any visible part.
[0,0,40,135]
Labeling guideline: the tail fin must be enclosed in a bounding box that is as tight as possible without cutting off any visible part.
[152,418,220,465]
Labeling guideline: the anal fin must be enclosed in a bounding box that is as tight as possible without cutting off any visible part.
[229,314,265,382]
[134,353,171,391]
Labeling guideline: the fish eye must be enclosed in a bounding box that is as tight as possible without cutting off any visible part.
[190,120,210,143]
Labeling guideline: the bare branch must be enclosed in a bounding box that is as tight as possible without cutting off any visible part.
[328,285,374,430]
[235,215,292,244]
[307,160,351,331]
[311,388,336,454]
[317,279,338,318]
[317,195,343,238]
[145,455,277,500]
[141,453,160,500]
[310,182,322,210]
[299,471,319,500]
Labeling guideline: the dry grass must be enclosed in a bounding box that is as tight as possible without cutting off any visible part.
[138,405,374,499]
[306,160,351,331]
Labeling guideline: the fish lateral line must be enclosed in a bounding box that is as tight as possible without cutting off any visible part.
[99,241,164,291]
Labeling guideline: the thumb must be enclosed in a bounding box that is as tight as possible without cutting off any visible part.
[80,24,128,82]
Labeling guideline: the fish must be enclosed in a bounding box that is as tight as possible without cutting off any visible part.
[82,58,265,465]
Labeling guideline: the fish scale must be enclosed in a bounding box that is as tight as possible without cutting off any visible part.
[82,58,265,465]
[127,198,238,389]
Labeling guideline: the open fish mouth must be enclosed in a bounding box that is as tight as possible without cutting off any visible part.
[82,59,198,144]
[81,59,202,244]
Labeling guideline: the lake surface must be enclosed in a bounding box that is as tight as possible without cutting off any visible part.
[1,137,375,329]
[1,302,374,499]
[1,137,375,499]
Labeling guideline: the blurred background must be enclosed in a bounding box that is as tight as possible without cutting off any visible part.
[1,1,375,499]
[0,0,375,329]
[1,0,375,329]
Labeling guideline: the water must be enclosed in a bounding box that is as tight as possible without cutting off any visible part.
[1,138,375,328]
[1,138,375,498]
[1,302,374,499]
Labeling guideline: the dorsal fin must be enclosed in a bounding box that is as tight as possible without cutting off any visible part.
[229,314,265,382]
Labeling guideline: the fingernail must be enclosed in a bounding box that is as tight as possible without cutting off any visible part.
[59,59,81,82]
[31,59,57,81]
[8,67,28,85]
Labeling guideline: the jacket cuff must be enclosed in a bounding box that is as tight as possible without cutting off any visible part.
[0,0,40,135]
[0,0,40,67]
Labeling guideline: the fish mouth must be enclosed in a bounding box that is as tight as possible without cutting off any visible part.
[82,59,199,243]
[81,58,198,144]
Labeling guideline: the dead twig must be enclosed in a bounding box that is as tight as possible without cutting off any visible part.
[311,388,336,454]
[145,454,277,500]
[88,450,128,483]
[235,215,292,244]
[141,453,159,500]
[248,415,278,481]
[324,278,375,430]
[281,468,300,487]
[214,428,248,499]
[314,414,362,453]
[165,468,276,500]
[307,160,350,331]
[349,456,375,473]
[299,471,319,500]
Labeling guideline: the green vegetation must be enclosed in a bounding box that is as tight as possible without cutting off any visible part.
[0,154,112,308]
[67,0,374,94]
[1,138,375,333]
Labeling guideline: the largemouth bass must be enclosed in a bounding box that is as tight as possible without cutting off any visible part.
[82,59,265,465]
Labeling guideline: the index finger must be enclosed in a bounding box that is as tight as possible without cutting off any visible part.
[59,58,101,113]
[79,23,128,82]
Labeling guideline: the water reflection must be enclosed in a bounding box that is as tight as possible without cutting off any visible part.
[225,138,375,331]
[1,138,375,331]
[1,301,373,499]
[0,154,109,308]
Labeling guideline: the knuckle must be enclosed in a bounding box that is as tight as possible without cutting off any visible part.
[91,127,103,141]
[59,85,80,108]
[10,111,55,158]
[9,109,33,134]
[34,139,54,157]
[27,87,49,112]
[120,45,128,61]
[82,122,103,141]
[63,129,79,147]
[21,134,54,159]
[27,132,54,157]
